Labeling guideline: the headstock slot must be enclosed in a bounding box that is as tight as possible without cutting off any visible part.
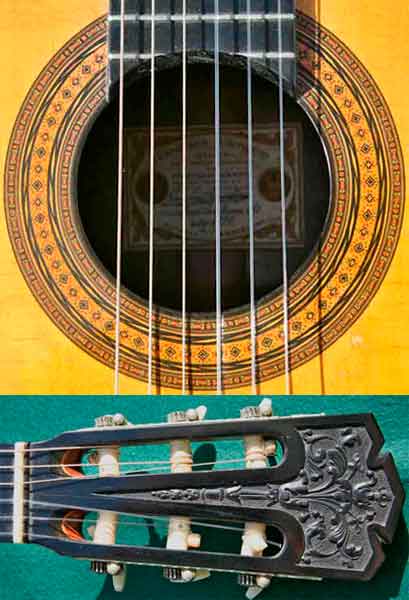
[61,510,87,542]
[75,512,285,556]
[61,449,87,479]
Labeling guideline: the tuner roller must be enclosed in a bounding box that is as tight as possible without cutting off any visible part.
[264,439,276,456]
[241,523,268,555]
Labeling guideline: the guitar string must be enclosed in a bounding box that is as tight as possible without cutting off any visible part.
[246,0,257,393]
[0,458,277,486]
[0,445,119,454]
[0,531,282,551]
[0,437,274,454]
[113,0,126,395]
[214,0,223,393]
[0,426,279,454]
[278,0,291,394]
[0,459,262,488]
[0,514,282,549]
[0,457,249,470]
[147,0,156,394]
[112,5,289,394]
[181,0,188,394]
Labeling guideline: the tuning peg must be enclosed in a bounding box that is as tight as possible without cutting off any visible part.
[195,405,208,420]
[167,405,208,423]
[164,405,210,584]
[240,398,273,419]
[246,587,262,600]
[164,567,210,584]
[191,570,211,582]
[239,575,271,599]
[107,563,127,592]
[241,524,268,555]
[239,400,274,598]
[259,398,273,417]
[91,414,127,590]
[245,578,271,600]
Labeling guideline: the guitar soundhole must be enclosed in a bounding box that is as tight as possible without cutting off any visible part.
[77,62,330,313]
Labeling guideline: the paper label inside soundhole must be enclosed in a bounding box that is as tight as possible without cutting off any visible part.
[123,124,304,250]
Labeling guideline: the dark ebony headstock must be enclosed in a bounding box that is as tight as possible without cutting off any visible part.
[1,401,404,597]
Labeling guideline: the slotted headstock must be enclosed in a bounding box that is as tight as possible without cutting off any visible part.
[3,401,404,598]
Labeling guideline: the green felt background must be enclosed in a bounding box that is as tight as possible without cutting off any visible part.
[0,395,407,600]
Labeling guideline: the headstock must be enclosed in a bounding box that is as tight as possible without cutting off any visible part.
[1,400,404,598]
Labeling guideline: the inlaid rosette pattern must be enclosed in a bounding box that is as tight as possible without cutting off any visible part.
[4,14,404,390]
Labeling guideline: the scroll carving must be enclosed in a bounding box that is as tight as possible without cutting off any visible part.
[151,427,394,571]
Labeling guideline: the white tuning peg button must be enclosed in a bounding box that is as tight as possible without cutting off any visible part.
[181,569,195,582]
[259,398,273,417]
[245,575,271,599]
[192,569,210,582]
[185,405,208,421]
[107,563,122,576]
[196,405,207,421]
[186,408,198,421]
[111,565,127,592]
[256,576,271,589]
[246,586,263,600]
[113,413,127,426]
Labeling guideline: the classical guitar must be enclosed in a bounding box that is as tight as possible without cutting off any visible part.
[1,1,408,395]
[0,400,404,597]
